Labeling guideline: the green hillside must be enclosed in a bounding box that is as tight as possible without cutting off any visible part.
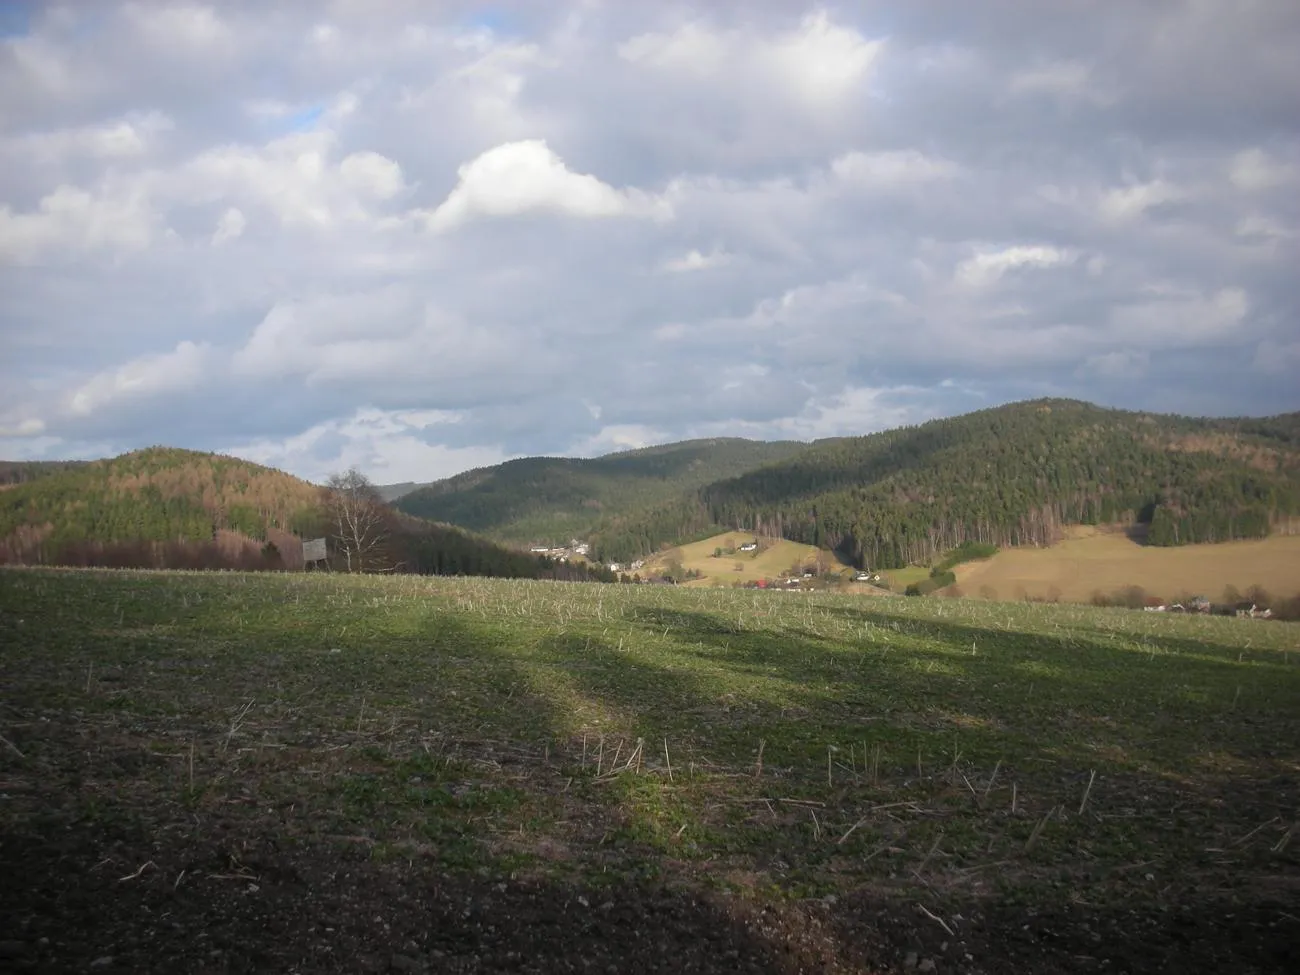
[393,437,806,545]
[0,447,613,582]
[591,399,1300,565]
[0,447,319,557]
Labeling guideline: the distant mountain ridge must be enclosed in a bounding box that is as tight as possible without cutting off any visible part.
[375,481,421,503]
[7,399,1298,575]
[587,399,1300,565]
[392,437,807,546]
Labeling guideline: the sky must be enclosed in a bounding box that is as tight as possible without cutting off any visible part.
[1,1,1298,485]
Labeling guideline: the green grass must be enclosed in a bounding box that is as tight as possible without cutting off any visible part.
[2,567,1297,911]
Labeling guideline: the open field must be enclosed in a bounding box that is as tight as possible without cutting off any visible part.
[1,569,1298,973]
[643,531,858,588]
[956,528,1300,604]
[879,565,932,591]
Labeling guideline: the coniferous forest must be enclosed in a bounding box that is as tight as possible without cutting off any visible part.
[588,400,1300,566]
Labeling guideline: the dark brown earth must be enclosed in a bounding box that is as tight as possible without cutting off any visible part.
[2,815,1297,974]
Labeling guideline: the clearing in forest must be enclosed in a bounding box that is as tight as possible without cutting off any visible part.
[641,531,859,587]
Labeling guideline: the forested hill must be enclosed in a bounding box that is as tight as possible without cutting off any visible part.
[0,447,613,582]
[589,400,1300,566]
[393,437,806,546]
[0,447,320,562]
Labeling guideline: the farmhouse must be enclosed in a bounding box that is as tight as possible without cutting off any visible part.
[738,542,758,552]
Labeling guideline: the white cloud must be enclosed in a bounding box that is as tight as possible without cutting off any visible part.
[426,139,664,232]
[619,10,882,105]
[771,11,884,103]
[339,151,406,200]
[223,407,514,484]
[1229,147,1298,191]
[662,248,731,273]
[0,185,158,263]
[1109,287,1249,346]
[955,245,1074,287]
[1235,215,1294,240]
[1,112,173,162]
[767,385,937,441]
[177,132,409,229]
[211,207,246,245]
[831,149,959,186]
[1098,179,1184,222]
[567,424,669,457]
[230,288,522,390]
[0,416,46,438]
[125,3,234,53]
[66,341,214,418]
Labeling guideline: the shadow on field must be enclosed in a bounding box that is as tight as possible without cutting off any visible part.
[0,813,879,974]
[618,605,1296,776]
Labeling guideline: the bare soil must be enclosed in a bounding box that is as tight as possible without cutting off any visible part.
[2,814,1297,973]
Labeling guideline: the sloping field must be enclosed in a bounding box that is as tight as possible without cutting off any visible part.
[956,528,1300,604]
[643,531,857,587]
[1,568,1297,972]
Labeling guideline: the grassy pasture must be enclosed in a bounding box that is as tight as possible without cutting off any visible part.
[642,531,857,587]
[956,528,1300,604]
[1,568,1297,972]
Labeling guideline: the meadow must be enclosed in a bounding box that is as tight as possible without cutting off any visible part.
[955,528,1300,604]
[641,531,859,588]
[1,568,1297,972]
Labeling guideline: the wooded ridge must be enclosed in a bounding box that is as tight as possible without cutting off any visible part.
[587,399,1300,566]
[0,447,611,581]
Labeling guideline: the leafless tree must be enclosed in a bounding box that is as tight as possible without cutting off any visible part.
[321,468,396,573]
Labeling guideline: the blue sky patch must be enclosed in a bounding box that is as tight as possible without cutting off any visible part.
[0,0,33,38]
[285,104,325,132]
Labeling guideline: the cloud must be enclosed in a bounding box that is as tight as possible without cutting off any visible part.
[220,406,515,484]
[66,341,215,418]
[1008,61,1111,104]
[1229,148,1298,191]
[124,3,233,53]
[425,139,663,231]
[1,1,1296,483]
[619,10,882,105]
[662,247,731,273]
[1077,350,1149,381]
[1098,179,1185,222]
[830,149,959,186]
[211,207,245,245]
[1,111,173,162]
[0,184,159,262]
[955,245,1075,287]
[1253,338,1300,375]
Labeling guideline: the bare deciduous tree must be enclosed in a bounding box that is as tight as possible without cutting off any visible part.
[322,468,395,573]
